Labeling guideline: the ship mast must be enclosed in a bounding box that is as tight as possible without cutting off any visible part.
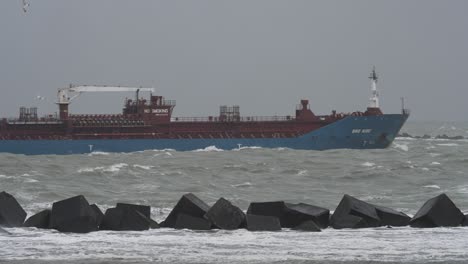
[368,66,379,108]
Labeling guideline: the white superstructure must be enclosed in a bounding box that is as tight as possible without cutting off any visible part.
[57,85,155,105]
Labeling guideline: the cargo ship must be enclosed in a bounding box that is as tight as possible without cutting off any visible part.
[0,69,409,155]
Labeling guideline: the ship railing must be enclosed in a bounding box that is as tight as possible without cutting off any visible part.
[6,117,63,125]
[162,100,176,106]
[171,116,295,122]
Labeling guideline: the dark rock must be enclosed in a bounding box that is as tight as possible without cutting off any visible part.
[247,201,328,228]
[0,191,27,227]
[116,203,151,219]
[100,206,152,231]
[245,214,281,231]
[115,203,159,229]
[0,226,11,235]
[150,218,160,229]
[49,195,99,233]
[410,193,464,228]
[174,213,212,230]
[451,136,464,140]
[161,193,210,228]
[204,198,245,230]
[247,201,286,220]
[462,215,468,227]
[90,204,104,227]
[400,132,412,138]
[283,203,329,228]
[435,134,448,139]
[24,209,51,229]
[292,220,321,232]
[331,214,368,229]
[422,134,431,139]
[375,206,411,227]
[330,194,380,229]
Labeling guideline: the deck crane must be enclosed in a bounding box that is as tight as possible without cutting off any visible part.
[57,85,155,120]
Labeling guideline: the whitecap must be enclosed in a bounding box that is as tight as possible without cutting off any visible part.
[103,163,128,172]
[231,182,252,188]
[193,146,224,152]
[457,185,468,194]
[423,185,441,189]
[233,146,263,151]
[297,170,308,176]
[361,162,375,167]
[395,137,416,140]
[393,143,409,151]
[421,167,430,171]
[152,148,176,152]
[133,164,153,170]
[88,151,110,156]
[451,126,457,130]
[0,174,14,179]
[78,163,128,173]
[25,179,38,183]
[430,161,441,165]
[436,143,459,147]
[77,167,101,173]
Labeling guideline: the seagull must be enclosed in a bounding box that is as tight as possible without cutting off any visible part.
[35,95,45,100]
[22,0,29,13]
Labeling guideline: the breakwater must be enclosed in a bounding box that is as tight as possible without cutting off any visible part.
[1,191,467,233]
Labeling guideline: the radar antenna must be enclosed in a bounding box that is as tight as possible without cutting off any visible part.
[21,0,30,13]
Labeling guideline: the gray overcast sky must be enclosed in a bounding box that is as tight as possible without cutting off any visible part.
[1,0,467,121]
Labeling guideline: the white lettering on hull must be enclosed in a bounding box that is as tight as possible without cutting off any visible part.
[352,129,372,134]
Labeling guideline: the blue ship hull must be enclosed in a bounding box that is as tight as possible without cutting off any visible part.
[0,114,408,155]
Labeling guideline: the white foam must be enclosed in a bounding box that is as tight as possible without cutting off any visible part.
[423,185,441,189]
[77,167,102,173]
[361,162,375,167]
[233,146,263,151]
[436,143,459,147]
[0,174,14,179]
[430,161,441,165]
[297,170,308,176]
[193,146,224,152]
[395,137,416,140]
[104,163,128,172]
[152,148,176,152]
[88,151,110,156]
[231,182,253,188]
[78,163,128,173]
[393,143,409,151]
[24,179,38,183]
[133,164,153,170]
[421,167,430,171]
[2,228,468,262]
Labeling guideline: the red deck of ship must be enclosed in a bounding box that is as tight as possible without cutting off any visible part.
[0,94,380,140]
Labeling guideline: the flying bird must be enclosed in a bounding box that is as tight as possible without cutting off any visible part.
[22,0,30,13]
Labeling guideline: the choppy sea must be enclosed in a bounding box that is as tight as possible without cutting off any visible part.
[1,121,468,264]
